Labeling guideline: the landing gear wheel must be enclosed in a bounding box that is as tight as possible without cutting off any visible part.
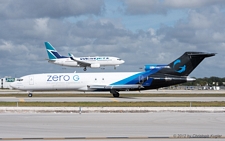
[83,67,87,71]
[113,93,120,97]
[110,90,120,97]
[28,93,33,97]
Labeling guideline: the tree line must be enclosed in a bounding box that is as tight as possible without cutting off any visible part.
[182,77,225,86]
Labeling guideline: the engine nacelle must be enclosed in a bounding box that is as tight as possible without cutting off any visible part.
[144,64,170,71]
[90,63,100,68]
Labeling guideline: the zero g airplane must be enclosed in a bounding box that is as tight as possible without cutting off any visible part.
[11,52,215,97]
[45,42,125,71]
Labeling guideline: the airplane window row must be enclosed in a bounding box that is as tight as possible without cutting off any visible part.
[80,57,109,60]
[94,78,105,80]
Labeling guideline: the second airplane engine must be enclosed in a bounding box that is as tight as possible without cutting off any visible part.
[91,63,100,68]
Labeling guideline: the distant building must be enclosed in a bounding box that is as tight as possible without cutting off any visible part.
[1,77,17,89]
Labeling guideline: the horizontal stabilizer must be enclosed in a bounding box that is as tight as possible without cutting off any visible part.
[186,52,216,57]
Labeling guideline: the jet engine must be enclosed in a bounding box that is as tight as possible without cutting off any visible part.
[91,63,100,68]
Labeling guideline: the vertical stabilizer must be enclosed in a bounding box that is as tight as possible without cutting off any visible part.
[158,52,216,76]
[45,42,67,60]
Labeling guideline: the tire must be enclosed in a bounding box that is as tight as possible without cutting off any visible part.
[113,93,119,97]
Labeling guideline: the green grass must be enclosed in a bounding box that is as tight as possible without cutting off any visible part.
[1,101,225,107]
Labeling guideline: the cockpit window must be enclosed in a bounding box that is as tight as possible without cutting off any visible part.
[117,58,122,61]
[17,78,23,81]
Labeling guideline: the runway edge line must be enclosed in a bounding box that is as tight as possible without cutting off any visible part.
[0,107,225,113]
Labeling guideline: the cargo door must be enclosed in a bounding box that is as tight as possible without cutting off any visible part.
[139,75,144,84]
[29,76,34,85]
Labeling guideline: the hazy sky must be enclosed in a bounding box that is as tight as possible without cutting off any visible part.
[0,0,225,78]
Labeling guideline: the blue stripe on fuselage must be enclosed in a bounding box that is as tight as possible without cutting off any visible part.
[111,66,163,85]
[111,72,144,85]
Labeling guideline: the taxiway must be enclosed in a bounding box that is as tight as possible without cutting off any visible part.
[0,97,225,102]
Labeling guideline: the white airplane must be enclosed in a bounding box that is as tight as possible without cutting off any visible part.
[45,42,125,71]
[11,52,215,97]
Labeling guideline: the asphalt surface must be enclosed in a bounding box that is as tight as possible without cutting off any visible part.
[0,90,225,102]
[0,113,224,140]
[0,89,224,141]
[1,97,225,102]
[1,89,225,94]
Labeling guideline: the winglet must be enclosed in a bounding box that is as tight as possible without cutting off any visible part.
[68,53,75,61]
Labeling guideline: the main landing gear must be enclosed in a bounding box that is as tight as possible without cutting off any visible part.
[110,89,120,97]
[28,92,33,97]
[83,67,87,71]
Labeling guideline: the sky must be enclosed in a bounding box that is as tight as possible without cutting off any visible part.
[0,0,225,78]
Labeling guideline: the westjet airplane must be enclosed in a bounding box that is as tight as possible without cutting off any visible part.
[45,42,125,71]
[11,52,215,97]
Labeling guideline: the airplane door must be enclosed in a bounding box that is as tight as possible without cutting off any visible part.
[29,76,34,85]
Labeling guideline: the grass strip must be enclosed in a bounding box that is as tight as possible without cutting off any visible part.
[1,102,225,107]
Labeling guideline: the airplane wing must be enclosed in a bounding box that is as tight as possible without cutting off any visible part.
[68,53,91,67]
[88,84,144,89]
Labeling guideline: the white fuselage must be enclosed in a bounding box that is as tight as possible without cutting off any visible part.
[49,58,78,67]
[10,72,139,91]
[49,56,125,67]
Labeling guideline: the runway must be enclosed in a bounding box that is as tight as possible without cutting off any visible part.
[1,89,225,94]
[0,113,224,140]
[0,89,224,141]
[1,97,225,102]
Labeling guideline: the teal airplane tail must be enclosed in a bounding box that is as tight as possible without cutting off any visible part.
[45,42,67,60]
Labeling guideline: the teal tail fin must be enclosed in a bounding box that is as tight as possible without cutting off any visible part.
[45,42,67,60]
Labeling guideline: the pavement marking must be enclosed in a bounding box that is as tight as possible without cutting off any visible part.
[19,98,25,102]
[110,98,119,102]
